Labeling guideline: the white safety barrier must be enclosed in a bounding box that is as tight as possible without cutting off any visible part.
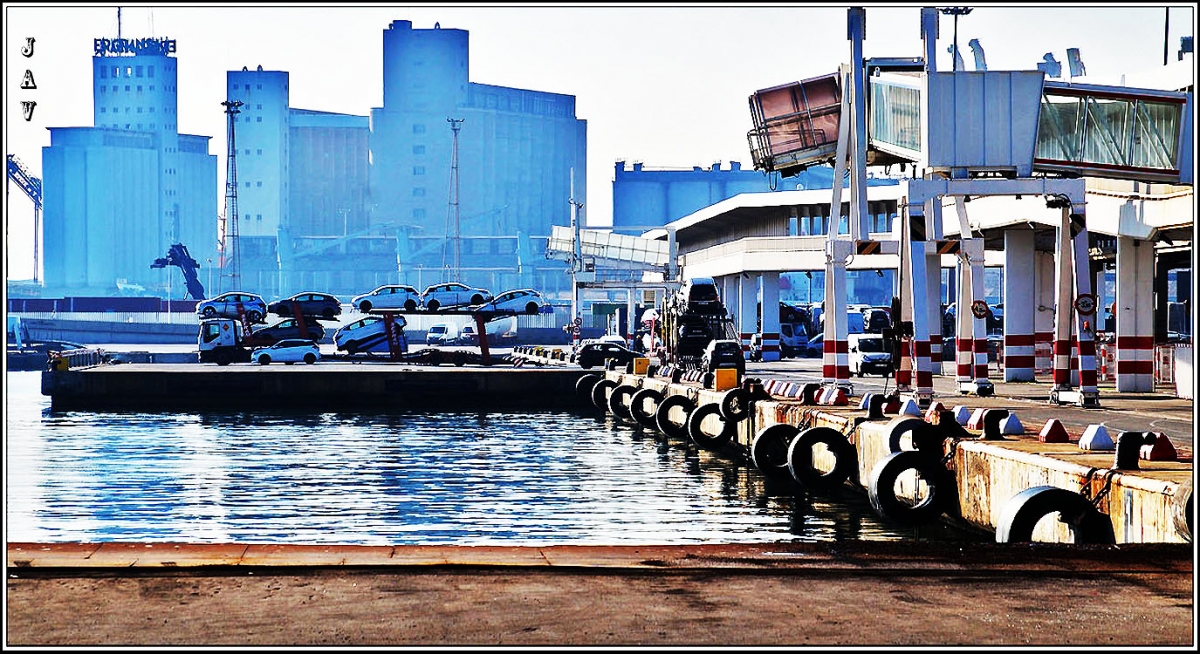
[1154,345,1176,386]
[1175,344,1193,400]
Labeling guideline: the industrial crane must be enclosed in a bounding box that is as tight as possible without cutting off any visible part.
[151,243,206,300]
[6,154,42,283]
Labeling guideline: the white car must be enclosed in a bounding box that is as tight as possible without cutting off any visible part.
[334,315,408,355]
[195,291,268,323]
[251,338,320,365]
[469,288,548,315]
[420,282,492,312]
[352,284,421,313]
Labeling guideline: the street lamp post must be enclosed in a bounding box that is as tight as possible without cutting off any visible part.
[206,259,213,298]
[939,7,973,71]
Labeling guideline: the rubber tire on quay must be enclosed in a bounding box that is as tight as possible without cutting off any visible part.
[687,403,735,449]
[655,394,695,440]
[867,450,952,527]
[751,423,800,478]
[629,388,663,430]
[887,417,943,456]
[995,485,1117,544]
[576,374,602,400]
[1172,479,1193,543]
[608,384,638,424]
[787,426,857,491]
[719,388,750,422]
[591,378,617,412]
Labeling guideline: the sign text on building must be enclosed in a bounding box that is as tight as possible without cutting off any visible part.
[94,37,176,56]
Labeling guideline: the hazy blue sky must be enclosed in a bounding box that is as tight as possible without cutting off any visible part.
[4,3,1195,282]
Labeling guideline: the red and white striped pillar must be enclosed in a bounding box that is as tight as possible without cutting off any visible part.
[822,239,851,384]
[1003,230,1036,381]
[1115,235,1155,391]
[738,272,757,359]
[760,271,781,362]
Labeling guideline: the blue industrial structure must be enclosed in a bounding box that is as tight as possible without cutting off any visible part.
[612,160,901,234]
[41,36,218,297]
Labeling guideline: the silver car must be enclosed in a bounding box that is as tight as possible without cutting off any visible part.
[420,282,492,312]
[352,284,421,313]
[195,291,268,324]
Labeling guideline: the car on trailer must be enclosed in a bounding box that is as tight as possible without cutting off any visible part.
[195,291,268,323]
[420,283,492,312]
[352,284,421,313]
[268,292,342,319]
[253,317,327,344]
[469,288,548,315]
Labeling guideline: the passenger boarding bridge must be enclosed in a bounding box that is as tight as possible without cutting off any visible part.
[553,6,1192,407]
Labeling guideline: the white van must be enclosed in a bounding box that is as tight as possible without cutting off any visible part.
[848,333,893,377]
[426,322,460,346]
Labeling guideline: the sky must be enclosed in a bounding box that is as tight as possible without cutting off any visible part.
[3,3,1195,283]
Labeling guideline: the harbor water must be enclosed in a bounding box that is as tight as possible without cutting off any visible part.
[5,370,989,546]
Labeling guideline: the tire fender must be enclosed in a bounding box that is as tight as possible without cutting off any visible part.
[591,378,617,412]
[719,388,750,422]
[608,384,638,423]
[867,451,952,526]
[887,417,943,457]
[751,423,799,477]
[655,394,695,440]
[576,373,602,400]
[787,426,857,491]
[995,485,1116,544]
[629,388,664,430]
[1172,479,1193,543]
[686,403,735,449]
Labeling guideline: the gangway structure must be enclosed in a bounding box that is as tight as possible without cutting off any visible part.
[744,5,1192,408]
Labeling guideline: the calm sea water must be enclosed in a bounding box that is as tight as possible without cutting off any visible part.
[5,370,987,545]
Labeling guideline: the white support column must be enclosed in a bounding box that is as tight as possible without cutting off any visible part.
[954,251,974,384]
[969,243,989,387]
[1052,207,1074,391]
[738,273,757,358]
[823,239,851,386]
[1034,250,1056,376]
[1115,236,1155,391]
[760,271,781,362]
[925,199,944,375]
[1069,210,1099,399]
[1003,229,1036,381]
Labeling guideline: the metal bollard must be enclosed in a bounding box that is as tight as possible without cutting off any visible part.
[1112,431,1144,470]
[980,409,1010,441]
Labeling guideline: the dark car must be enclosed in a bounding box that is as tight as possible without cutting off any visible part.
[575,342,640,370]
[251,318,326,344]
[268,292,342,319]
[701,339,746,376]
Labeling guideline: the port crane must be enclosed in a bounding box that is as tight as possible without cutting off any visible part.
[6,154,42,283]
[151,243,206,300]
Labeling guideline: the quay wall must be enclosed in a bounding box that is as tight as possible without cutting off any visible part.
[591,367,1193,545]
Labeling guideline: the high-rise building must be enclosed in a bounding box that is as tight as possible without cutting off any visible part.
[42,35,218,297]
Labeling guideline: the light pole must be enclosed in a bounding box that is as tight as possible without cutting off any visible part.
[206,259,213,297]
[939,7,973,71]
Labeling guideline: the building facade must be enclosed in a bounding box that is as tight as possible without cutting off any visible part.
[41,36,218,297]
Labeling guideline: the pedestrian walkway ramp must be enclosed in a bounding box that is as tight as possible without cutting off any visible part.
[546,225,671,271]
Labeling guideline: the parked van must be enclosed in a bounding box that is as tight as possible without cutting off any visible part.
[779,321,809,358]
[848,333,893,377]
[426,322,460,346]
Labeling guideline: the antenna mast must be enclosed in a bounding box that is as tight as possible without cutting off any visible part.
[219,99,243,292]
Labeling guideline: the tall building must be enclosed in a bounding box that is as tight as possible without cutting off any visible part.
[369,20,587,297]
[223,19,587,301]
[42,35,218,297]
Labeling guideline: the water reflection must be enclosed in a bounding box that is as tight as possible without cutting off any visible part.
[7,371,988,546]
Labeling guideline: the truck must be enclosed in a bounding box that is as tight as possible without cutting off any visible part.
[197,317,270,365]
[656,285,738,370]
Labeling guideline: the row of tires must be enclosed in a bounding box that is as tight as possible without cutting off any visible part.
[574,373,1165,544]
